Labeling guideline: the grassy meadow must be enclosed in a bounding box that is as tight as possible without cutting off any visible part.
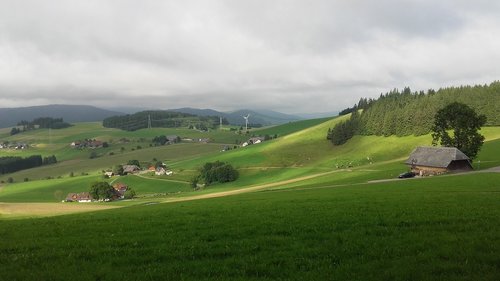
[0,172,498,280]
[2,118,500,205]
[0,117,500,280]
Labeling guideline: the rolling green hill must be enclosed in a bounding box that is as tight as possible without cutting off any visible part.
[2,115,499,205]
[1,113,500,280]
[0,172,499,280]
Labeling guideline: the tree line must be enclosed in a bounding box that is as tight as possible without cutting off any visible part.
[328,81,500,144]
[102,110,224,131]
[11,117,72,135]
[0,155,57,175]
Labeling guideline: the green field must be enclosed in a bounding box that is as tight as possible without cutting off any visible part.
[0,172,498,280]
[2,118,500,203]
[0,117,499,280]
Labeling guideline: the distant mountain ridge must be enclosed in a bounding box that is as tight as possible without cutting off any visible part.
[170,108,303,125]
[0,104,123,128]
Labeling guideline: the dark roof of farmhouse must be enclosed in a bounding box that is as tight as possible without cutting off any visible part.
[405,146,470,168]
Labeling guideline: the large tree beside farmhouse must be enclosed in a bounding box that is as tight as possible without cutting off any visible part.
[431,102,487,160]
[89,182,115,201]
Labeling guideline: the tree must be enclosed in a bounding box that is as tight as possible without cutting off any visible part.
[113,165,124,176]
[10,127,20,136]
[431,102,487,160]
[89,181,114,201]
[127,160,140,167]
[197,161,239,186]
[124,188,136,199]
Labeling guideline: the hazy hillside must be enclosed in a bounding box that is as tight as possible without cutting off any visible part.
[225,109,302,125]
[170,107,302,126]
[0,105,123,128]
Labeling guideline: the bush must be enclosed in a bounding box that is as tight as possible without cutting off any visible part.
[124,188,136,199]
[7,177,14,183]
[198,161,239,186]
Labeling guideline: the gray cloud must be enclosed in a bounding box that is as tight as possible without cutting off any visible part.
[0,0,499,113]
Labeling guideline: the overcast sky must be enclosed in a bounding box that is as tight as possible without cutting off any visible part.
[1,0,499,113]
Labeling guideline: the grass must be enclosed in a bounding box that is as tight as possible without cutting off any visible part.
[2,119,500,204]
[0,175,102,202]
[0,172,498,280]
[0,143,222,182]
[252,117,334,137]
[113,175,191,194]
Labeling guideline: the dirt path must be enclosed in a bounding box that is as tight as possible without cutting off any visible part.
[367,165,500,184]
[162,169,343,203]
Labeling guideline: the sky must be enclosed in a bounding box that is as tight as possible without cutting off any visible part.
[1,0,500,113]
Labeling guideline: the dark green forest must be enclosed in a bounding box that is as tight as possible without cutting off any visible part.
[0,155,57,175]
[102,111,223,131]
[328,81,500,144]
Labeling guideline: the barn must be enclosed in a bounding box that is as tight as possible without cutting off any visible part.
[405,146,473,176]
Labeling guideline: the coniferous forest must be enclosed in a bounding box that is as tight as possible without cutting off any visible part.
[328,81,500,144]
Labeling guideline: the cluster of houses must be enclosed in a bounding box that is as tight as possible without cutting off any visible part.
[70,139,105,149]
[181,137,211,143]
[0,142,29,150]
[65,183,128,203]
[103,163,173,177]
[147,165,173,176]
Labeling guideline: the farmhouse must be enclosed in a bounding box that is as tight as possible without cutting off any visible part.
[405,146,473,176]
[242,137,265,147]
[166,135,181,144]
[70,139,104,149]
[122,165,140,174]
[112,183,128,199]
[65,192,93,202]
[250,137,265,144]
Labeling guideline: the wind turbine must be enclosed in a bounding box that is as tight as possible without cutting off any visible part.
[243,114,250,132]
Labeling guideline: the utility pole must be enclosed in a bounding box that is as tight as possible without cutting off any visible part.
[148,114,152,129]
[220,116,223,130]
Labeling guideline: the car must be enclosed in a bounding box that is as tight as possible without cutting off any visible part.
[398,171,415,179]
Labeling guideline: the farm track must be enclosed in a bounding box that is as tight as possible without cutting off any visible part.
[162,169,345,203]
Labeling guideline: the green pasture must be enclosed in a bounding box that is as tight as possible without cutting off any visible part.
[2,117,500,203]
[112,175,191,194]
[252,117,333,137]
[0,172,498,280]
[0,143,222,183]
[0,175,101,202]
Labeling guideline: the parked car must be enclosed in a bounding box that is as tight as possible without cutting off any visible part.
[398,171,415,179]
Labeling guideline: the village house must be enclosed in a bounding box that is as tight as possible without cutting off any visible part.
[65,192,93,203]
[104,171,114,177]
[242,137,265,147]
[112,183,128,199]
[122,165,140,174]
[248,137,265,144]
[405,146,473,176]
[166,135,181,145]
[154,166,173,176]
